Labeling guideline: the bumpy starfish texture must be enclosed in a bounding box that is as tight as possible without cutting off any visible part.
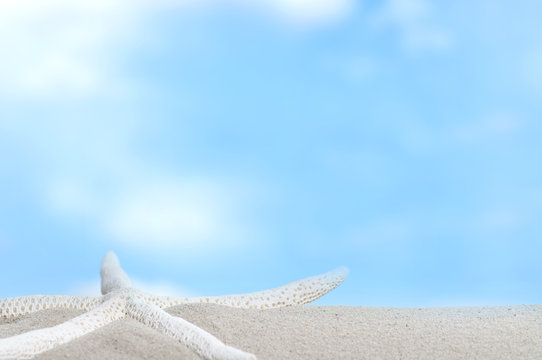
[0,252,348,360]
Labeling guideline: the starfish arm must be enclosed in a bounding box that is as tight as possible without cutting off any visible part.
[154,267,348,309]
[126,300,257,360]
[101,251,132,295]
[0,297,125,359]
[0,295,101,318]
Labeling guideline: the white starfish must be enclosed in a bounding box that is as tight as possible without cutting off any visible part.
[0,252,348,360]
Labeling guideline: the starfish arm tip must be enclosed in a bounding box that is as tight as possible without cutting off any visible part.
[100,251,132,295]
[330,266,349,283]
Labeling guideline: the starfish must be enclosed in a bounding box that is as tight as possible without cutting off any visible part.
[0,252,348,360]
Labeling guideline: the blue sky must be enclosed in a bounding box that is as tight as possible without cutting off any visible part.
[0,0,541,306]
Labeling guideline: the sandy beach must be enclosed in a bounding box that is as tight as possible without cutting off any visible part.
[1,303,541,359]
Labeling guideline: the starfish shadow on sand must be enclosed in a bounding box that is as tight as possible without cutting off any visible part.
[0,252,348,360]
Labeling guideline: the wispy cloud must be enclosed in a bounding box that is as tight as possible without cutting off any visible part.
[103,177,253,252]
[46,170,259,254]
[0,0,356,98]
[0,116,261,255]
[255,0,356,26]
[374,0,451,53]
[0,0,343,253]
[0,0,141,98]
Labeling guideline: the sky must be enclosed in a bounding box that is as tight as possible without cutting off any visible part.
[0,0,541,307]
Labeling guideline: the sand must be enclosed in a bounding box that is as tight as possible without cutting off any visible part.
[1,304,542,359]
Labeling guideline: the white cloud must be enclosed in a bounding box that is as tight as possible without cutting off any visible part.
[375,0,451,52]
[257,0,355,26]
[0,118,257,255]
[104,178,251,251]
[0,0,140,97]
[45,172,257,253]
[0,0,355,98]
[1,0,349,255]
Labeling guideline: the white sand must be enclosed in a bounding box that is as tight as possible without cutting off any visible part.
[1,304,541,359]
